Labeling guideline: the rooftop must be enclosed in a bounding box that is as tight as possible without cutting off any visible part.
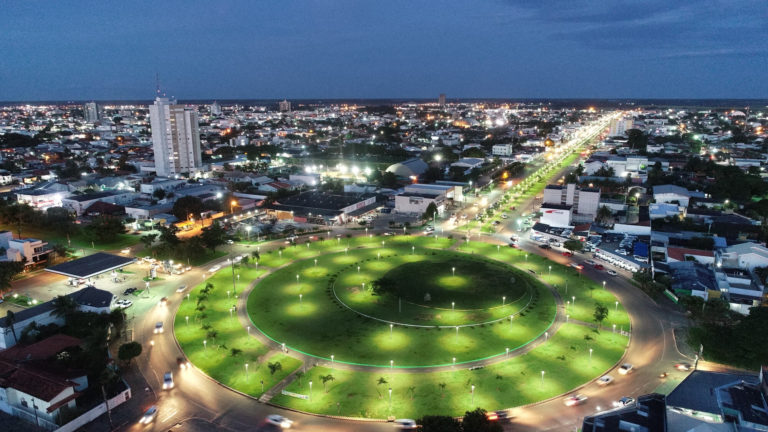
[667,370,758,416]
[46,252,136,279]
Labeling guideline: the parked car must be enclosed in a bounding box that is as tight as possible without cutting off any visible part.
[584,260,596,266]
[123,287,137,296]
[176,285,187,293]
[607,270,618,276]
[562,251,573,257]
[538,244,551,250]
[564,394,588,406]
[594,264,604,270]
[209,265,221,273]
[618,363,634,375]
[597,375,614,386]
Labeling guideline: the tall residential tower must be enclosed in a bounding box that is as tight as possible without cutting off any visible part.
[149,97,203,177]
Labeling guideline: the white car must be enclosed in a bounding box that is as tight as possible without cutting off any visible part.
[139,406,157,424]
[154,322,164,334]
[176,285,187,293]
[563,394,588,406]
[162,372,174,389]
[618,363,633,375]
[394,419,418,429]
[209,265,221,273]
[266,414,294,428]
[116,299,133,309]
[597,375,614,386]
[613,396,635,407]
[607,270,618,276]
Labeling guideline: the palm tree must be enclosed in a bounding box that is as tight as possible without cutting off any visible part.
[295,371,304,386]
[5,310,17,345]
[52,295,78,323]
[407,386,416,400]
[376,377,388,398]
[438,382,446,397]
[230,348,242,357]
[206,330,218,341]
[321,374,335,393]
[49,244,72,264]
[268,361,282,379]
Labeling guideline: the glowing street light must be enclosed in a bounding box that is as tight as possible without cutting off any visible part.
[390,360,394,369]
[548,265,552,275]
[602,281,606,289]
[452,267,456,276]
[309,380,313,400]
[330,354,334,369]
[589,348,593,365]
[615,301,619,312]
[502,296,506,306]
[390,323,393,338]
[471,384,475,405]
[452,301,455,310]
[245,363,249,376]
[203,340,207,350]
[540,370,545,386]
[185,316,189,326]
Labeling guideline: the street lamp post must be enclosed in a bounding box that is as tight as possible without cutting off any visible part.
[548,265,552,275]
[452,301,455,310]
[471,384,475,405]
[309,381,313,400]
[603,281,606,290]
[245,363,249,376]
[229,258,237,295]
[390,323,393,339]
[540,370,545,387]
[203,340,207,350]
[502,296,506,306]
[388,387,392,411]
[615,301,618,312]
[452,267,456,277]
[390,360,394,369]
[330,355,334,369]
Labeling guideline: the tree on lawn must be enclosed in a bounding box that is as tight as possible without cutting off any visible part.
[407,385,416,400]
[596,205,613,226]
[462,408,503,432]
[83,216,126,243]
[593,303,609,327]
[140,233,158,249]
[320,374,335,393]
[295,371,304,386]
[206,330,218,342]
[4,310,18,345]
[268,361,282,377]
[200,222,228,252]
[438,382,446,397]
[117,341,142,365]
[563,239,583,253]
[230,348,242,357]
[171,196,205,221]
[376,377,388,398]
[418,415,461,432]
[49,243,72,264]
[0,261,25,296]
[51,295,78,323]
[422,202,438,221]
[371,277,397,296]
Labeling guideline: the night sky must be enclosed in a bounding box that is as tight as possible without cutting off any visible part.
[1,0,766,101]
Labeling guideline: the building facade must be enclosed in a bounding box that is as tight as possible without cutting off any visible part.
[149,97,203,177]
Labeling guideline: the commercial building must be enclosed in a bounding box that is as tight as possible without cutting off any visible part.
[149,97,203,177]
[394,184,461,216]
[386,158,428,179]
[582,393,667,432]
[540,203,573,227]
[438,93,446,106]
[278,99,291,112]
[543,184,601,221]
[267,191,376,225]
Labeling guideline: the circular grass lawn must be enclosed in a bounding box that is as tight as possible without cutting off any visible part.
[246,244,556,367]
[378,258,528,310]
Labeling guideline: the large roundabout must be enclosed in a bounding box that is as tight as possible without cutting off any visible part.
[174,235,631,419]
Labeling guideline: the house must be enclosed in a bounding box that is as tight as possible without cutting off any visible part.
[0,231,49,266]
[653,184,706,208]
[15,181,71,210]
[61,191,135,216]
[666,247,715,265]
[721,242,768,270]
[450,158,484,174]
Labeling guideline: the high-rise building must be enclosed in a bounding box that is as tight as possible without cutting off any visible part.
[149,97,203,178]
[210,101,221,115]
[609,118,633,136]
[438,93,446,106]
[84,102,100,122]
[279,99,291,112]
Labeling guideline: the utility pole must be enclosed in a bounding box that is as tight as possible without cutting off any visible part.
[101,385,114,430]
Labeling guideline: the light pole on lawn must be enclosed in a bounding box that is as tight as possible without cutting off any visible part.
[471,384,475,405]
[390,323,393,339]
[452,267,456,277]
[330,355,334,369]
[309,381,313,401]
[228,258,237,295]
[502,296,506,306]
[388,387,392,412]
[615,301,618,312]
[589,348,593,366]
[540,370,545,387]
[603,281,606,290]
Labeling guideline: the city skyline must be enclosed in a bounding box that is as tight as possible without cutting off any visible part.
[1,0,766,101]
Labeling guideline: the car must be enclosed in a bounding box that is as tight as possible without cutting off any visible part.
[158,297,168,306]
[176,285,187,293]
[383,232,395,236]
[508,243,518,248]
[562,251,573,257]
[538,244,551,250]
[492,220,501,225]
[394,419,418,430]
[162,372,174,389]
[570,263,584,270]
[594,264,604,270]
[584,259,596,266]
[226,239,234,245]
[177,356,191,370]
[675,363,692,371]
[613,396,635,407]
[123,287,137,296]
[597,375,614,386]
[209,265,221,273]
[607,270,618,276]
[120,248,131,255]
[424,226,435,233]
[139,406,158,424]
[116,299,133,309]
[509,236,519,243]
[154,322,164,334]
[501,213,508,219]
[528,269,537,275]
[266,414,294,428]
[618,363,633,375]
[564,394,588,406]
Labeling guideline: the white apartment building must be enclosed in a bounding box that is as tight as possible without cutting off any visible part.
[149,97,203,177]
[0,231,48,266]
[492,144,515,157]
[543,184,600,220]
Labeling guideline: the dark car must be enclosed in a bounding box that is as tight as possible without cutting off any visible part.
[538,244,551,250]
[123,287,137,296]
